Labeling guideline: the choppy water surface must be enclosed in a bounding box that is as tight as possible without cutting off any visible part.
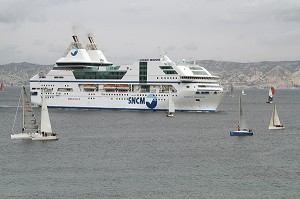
[0,87,299,198]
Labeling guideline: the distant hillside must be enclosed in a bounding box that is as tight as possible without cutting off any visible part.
[0,62,52,86]
[195,60,300,89]
[0,61,299,88]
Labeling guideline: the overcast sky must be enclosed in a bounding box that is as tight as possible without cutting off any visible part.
[1,0,300,65]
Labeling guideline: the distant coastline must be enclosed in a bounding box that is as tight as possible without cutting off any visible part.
[0,61,299,89]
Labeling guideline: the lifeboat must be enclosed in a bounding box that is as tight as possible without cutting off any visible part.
[104,84,116,90]
[116,84,129,90]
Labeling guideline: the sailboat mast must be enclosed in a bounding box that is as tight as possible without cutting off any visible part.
[273,104,275,126]
[11,90,22,133]
[22,87,25,129]
[239,96,241,126]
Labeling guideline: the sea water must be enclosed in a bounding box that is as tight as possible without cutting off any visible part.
[0,87,299,198]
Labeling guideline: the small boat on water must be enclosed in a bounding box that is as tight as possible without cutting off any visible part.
[269,103,285,130]
[11,86,39,139]
[230,96,253,136]
[11,87,58,140]
[266,87,275,103]
[0,82,4,92]
[166,89,175,117]
[31,89,58,140]
[241,88,246,95]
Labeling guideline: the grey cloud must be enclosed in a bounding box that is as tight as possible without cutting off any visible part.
[120,2,150,14]
[219,0,300,24]
[275,7,300,22]
[0,44,21,64]
[32,40,44,46]
[184,43,198,51]
[0,0,82,25]
[165,45,176,51]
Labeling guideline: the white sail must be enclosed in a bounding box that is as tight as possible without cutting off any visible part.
[268,88,273,98]
[269,103,282,127]
[241,88,246,95]
[267,87,275,103]
[40,89,52,133]
[22,86,38,131]
[239,96,248,130]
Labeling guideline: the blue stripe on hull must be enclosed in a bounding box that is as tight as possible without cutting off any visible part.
[48,106,216,112]
[230,131,253,136]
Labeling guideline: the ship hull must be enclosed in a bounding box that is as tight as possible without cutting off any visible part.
[30,89,226,112]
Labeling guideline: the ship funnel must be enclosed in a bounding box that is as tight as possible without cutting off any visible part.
[72,35,79,42]
[88,36,94,44]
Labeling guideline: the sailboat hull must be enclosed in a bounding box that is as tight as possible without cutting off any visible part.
[269,126,285,130]
[31,133,58,141]
[11,133,32,140]
[230,131,253,136]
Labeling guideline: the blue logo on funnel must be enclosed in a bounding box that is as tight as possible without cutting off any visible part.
[146,94,157,109]
[71,48,78,56]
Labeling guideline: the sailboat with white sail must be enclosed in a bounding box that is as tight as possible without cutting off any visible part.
[266,87,275,103]
[166,89,175,117]
[11,86,39,139]
[269,103,285,130]
[241,88,246,95]
[230,96,253,136]
[31,89,58,140]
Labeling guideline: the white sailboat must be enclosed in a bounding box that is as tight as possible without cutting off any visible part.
[241,88,246,95]
[269,103,285,130]
[266,87,275,103]
[11,86,39,139]
[31,89,58,140]
[230,96,253,136]
[166,90,175,117]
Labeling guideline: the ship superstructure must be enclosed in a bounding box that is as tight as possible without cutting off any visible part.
[30,35,226,112]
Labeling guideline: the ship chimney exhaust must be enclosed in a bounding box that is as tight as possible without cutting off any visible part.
[72,35,79,42]
[88,36,94,44]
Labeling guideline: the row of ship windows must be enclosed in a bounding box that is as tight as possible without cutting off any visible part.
[35,91,178,97]
[157,77,178,80]
[181,76,217,80]
[46,95,200,101]
[103,93,178,97]
[101,98,168,101]
[45,96,200,101]
[86,97,169,101]
[33,85,70,90]
[198,85,220,88]
[186,85,220,89]
[87,96,174,100]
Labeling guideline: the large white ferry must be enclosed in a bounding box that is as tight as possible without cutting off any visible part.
[30,35,226,112]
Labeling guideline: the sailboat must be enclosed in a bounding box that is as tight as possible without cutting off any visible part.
[266,87,275,103]
[166,90,175,117]
[230,96,253,136]
[31,89,58,140]
[269,103,285,130]
[241,88,246,95]
[11,86,39,139]
[0,82,4,91]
